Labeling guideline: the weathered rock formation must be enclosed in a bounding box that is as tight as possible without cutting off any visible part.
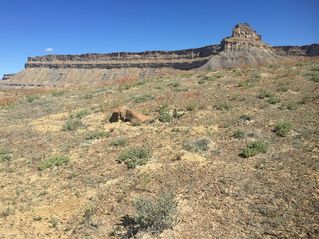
[1,73,16,81]
[1,23,318,87]
[273,44,319,56]
[200,23,279,70]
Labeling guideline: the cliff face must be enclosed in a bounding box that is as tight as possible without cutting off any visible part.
[200,23,279,70]
[25,45,221,70]
[2,23,318,86]
[273,44,319,56]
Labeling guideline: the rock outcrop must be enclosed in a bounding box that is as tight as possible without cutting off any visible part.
[1,23,318,87]
[273,44,319,56]
[2,73,16,81]
[200,23,279,70]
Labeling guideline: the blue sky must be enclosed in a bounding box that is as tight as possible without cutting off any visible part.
[0,0,318,77]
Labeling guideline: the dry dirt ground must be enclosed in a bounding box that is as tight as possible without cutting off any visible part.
[0,58,318,239]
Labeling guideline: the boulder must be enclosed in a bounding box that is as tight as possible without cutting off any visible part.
[109,107,154,125]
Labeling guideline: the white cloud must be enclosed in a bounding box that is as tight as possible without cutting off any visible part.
[45,48,54,53]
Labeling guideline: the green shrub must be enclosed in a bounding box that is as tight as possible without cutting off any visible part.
[133,95,154,103]
[185,101,197,112]
[286,102,298,110]
[274,122,292,137]
[110,137,128,147]
[0,150,11,163]
[74,109,89,119]
[133,193,177,234]
[38,156,69,170]
[258,91,273,99]
[26,95,39,103]
[239,114,252,121]
[62,117,82,131]
[198,75,216,84]
[215,101,231,110]
[240,140,268,158]
[159,105,173,123]
[266,96,280,104]
[305,67,319,82]
[117,147,151,169]
[233,130,245,139]
[86,131,110,140]
[183,138,209,152]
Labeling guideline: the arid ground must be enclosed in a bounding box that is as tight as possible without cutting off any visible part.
[0,58,318,238]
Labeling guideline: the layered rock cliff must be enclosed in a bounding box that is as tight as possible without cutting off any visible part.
[2,23,318,86]
[200,23,279,70]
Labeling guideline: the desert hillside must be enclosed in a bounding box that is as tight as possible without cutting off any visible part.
[0,58,318,238]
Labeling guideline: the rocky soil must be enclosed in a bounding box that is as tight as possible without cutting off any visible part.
[0,58,318,238]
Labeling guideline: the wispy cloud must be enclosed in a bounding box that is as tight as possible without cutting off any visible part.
[45,48,54,53]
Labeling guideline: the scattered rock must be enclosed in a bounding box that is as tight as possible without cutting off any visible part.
[109,107,155,125]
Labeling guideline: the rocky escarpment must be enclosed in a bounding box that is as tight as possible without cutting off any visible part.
[200,23,279,70]
[2,23,318,86]
[25,45,221,70]
[1,73,16,80]
[274,44,319,56]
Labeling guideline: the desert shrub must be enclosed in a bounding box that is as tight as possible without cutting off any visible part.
[274,121,292,137]
[110,137,128,147]
[197,75,216,84]
[0,149,11,163]
[277,85,289,92]
[181,91,203,112]
[239,114,252,121]
[183,138,209,152]
[267,96,280,104]
[133,193,177,234]
[233,130,245,139]
[168,81,180,88]
[258,91,273,99]
[26,95,39,103]
[133,95,154,103]
[62,117,82,131]
[215,101,231,110]
[159,105,173,123]
[51,90,64,96]
[285,101,298,110]
[240,140,268,158]
[116,76,139,90]
[74,109,89,119]
[38,156,69,170]
[305,67,319,82]
[117,147,151,169]
[86,131,110,140]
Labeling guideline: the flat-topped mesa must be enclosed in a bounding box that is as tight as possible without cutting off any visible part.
[221,23,273,52]
[25,45,221,70]
[2,23,318,87]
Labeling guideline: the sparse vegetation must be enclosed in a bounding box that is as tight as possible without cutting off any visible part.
[133,193,177,234]
[274,121,292,137]
[158,105,173,123]
[240,140,268,158]
[258,91,273,99]
[0,149,11,163]
[133,95,154,103]
[62,117,82,131]
[110,137,128,147]
[183,138,209,152]
[117,147,151,169]
[86,131,110,140]
[38,156,69,170]
[74,109,90,119]
[215,101,231,110]
[266,96,280,104]
[233,130,245,139]
[25,95,39,103]
[239,114,252,121]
